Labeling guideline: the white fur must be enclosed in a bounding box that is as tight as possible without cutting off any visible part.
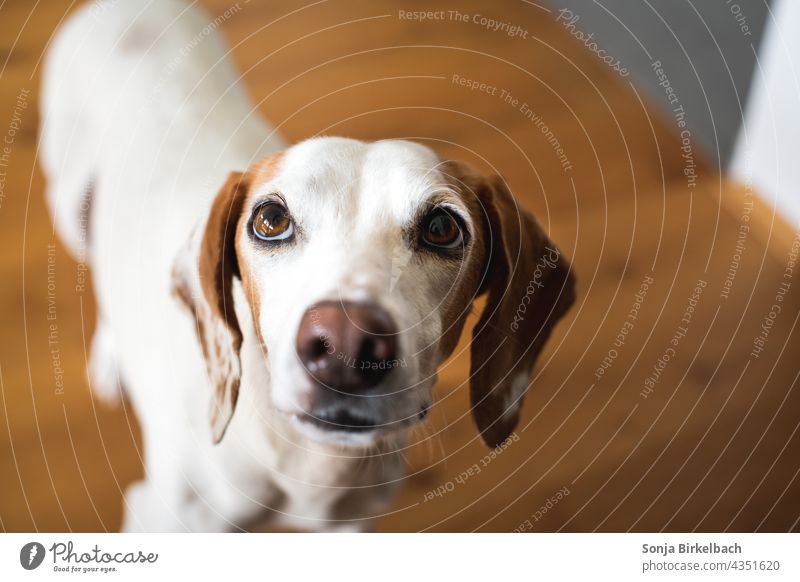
[40,0,478,531]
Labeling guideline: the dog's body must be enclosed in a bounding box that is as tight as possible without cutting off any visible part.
[41,0,575,532]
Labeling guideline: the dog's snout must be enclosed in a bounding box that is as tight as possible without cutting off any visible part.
[296,301,399,393]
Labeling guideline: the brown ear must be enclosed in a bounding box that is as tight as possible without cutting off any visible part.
[466,170,575,447]
[173,171,249,443]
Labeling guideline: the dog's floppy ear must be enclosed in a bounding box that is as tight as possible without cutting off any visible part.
[172,171,249,444]
[454,165,576,448]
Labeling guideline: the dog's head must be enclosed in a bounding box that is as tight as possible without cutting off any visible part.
[174,137,574,448]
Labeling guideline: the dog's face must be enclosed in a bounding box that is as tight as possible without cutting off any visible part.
[237,139,480,447]
[175,137,575,449]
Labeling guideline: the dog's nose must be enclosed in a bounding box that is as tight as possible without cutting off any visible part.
[296,301,399,393]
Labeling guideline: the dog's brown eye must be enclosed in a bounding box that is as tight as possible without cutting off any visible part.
[421,208,463,250]
[253,202,293,241]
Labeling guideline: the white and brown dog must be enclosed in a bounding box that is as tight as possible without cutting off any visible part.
[40,0,575,531]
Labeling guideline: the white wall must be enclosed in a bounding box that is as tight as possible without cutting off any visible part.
[730,0,800,226]
[548,0,771,167]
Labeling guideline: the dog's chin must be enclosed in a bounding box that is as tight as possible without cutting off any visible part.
[287,408,413,449]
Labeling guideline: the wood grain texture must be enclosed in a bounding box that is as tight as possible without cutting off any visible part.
[0,0,798,532]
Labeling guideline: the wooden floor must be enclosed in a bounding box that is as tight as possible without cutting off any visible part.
[1,0,799,532]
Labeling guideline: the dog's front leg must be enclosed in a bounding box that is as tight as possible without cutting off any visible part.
[120,479,187,532]
[121,477,259,532]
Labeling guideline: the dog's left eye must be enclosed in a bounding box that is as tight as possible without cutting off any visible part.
[252,202,294,241]
[421,207,463,250]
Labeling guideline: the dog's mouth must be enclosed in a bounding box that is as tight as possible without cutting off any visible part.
[289,402,422,446]
[300,407,384,433]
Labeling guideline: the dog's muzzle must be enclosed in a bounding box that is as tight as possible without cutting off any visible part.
[295,300,400,433]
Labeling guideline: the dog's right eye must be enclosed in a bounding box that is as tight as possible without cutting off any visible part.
[420,207,464,250]
[252,202,294,241]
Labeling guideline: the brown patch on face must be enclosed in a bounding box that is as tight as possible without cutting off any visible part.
[235,152,285,347]
[247,152,285,193]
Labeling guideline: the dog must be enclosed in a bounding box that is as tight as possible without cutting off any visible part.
[39,0,575,532]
